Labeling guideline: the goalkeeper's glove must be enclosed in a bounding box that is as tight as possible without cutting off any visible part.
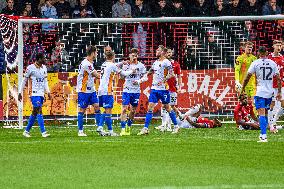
[235,80,242,92]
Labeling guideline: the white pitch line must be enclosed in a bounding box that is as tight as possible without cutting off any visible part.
[128,184,284,189]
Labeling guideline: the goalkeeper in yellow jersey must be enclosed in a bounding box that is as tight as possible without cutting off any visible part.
[235,41,257,98]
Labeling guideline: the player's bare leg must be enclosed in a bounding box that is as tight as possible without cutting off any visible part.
[120,105,129,136]
[163,104,179,133]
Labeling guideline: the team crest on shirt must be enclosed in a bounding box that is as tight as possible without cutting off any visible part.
[88,65,92,70]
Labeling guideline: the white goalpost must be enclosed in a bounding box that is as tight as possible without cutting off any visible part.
[15,15,284,128]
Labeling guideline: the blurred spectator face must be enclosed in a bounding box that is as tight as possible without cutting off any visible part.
[45,0,52,7]
[25,4,32,12]
[80,0,87,6]
[119,0,126,4]
[232,0,239,7]
[245,21,252,30]
[197,0,205,5]
[216,0,223,6]
[248,0,256,5]
[245,44,253,54]
[22,10,28,16]
[166,49,173,59]
[7,0,14,9]
[208,35,215,43]
[173,2,182,8]
[32,35,39,43]
[273,42,282,53]
[158,0,166,8]
[135,0,143,6]
[269,0,277,6]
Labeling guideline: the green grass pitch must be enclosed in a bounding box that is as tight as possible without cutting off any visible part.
[1,122,284,189]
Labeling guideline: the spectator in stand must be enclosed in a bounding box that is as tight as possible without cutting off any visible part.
[54,0,71,18]
[21,9,28,17]
[154,0,174,17]
[112,0,132,18]
[67,0,78,8]
[242,0,261,15]
[132,0,151,57]
[23,33,45,65]
[51,39,69,72]
[0,0,7,13]
[1,0,18,15]
[244,20,258,41]
[94,0,113,17]
[132,0,152,18]
[183,35,200,69]
[172,0,186,17]
[73,0,97,18]
[225,0,243,16]
[192,0,210,16]
[211,0,227,16]
[262,0,281,15]
[24,1,40,17]
[0,36,5,73]
[41,0,58,31]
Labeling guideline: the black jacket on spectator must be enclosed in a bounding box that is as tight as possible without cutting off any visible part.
[72,5,97,18]
[153,4,174,17]
[1,7,18,15]
[132,3,152,17]
[172,6,186,17]
[55,1,71,18]
[192,1,211,16]
[242,0,261,15]
[224,3,243,16]
[211,5,227,16]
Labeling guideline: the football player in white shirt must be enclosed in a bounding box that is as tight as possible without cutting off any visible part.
[241,46,281,142]
[134,45,179,135]
[120,48,146,136]
[18,53,51,138]
[76,45,101,137]
[97,51,136,136]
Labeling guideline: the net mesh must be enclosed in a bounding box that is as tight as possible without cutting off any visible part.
[0,15,283,124]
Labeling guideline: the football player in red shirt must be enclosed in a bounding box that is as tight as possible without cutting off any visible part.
[157,48,182,131]
[268,40,284,133]
[234,93,259,130]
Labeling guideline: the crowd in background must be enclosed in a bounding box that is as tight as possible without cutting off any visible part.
[0,0,283,20]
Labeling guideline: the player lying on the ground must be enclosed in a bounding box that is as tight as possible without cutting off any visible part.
[177,104,222,128]
[234,93,259,130]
